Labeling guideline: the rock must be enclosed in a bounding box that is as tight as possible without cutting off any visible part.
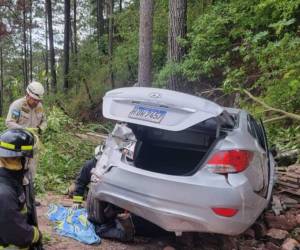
[272,195,284,215]
[238,239,259,250]
[265,212,297,231]
[291,228,300,242]
[221,236,238,250]
[296,214,300,225]
[163,246,176,250]
[264,242,281,250]
[243,228,255,239]
[281,238,300,250]
[267,228,289,240]
[287,164,300,174]
[252,221,267,239]
[281,196,298,205]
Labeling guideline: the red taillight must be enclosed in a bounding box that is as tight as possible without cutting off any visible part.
[211,207,238,217]
[206,150,253,174]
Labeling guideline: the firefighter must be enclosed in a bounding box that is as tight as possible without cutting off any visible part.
[6,81,47,196]
[6,81,47,132]
[0,129,42,249]
[71,146,101,208]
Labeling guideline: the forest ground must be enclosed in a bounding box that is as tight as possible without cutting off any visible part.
[38,193,177,250]
[38,187,300,250]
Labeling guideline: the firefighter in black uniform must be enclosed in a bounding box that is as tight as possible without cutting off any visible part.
[72,157,97,207]
[0,129,42,250]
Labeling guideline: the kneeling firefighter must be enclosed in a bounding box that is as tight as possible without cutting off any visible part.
[0,129,42,250]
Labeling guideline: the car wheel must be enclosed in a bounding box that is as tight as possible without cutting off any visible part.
[87,188,121,224]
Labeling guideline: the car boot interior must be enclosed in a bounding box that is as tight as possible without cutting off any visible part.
[128,117,229,176]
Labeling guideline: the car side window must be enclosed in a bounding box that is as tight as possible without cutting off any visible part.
[247,115,266,150]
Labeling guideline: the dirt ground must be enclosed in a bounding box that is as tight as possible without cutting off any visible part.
[37,192,300,250]
[38,193,178,250]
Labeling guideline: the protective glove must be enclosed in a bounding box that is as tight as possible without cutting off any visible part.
[72,195,83,209]
[72,202,83,210]
[26,127,39,135]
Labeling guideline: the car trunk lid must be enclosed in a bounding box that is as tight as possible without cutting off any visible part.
[103,87,225,131]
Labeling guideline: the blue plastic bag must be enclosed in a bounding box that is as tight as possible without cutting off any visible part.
[48,204,101,245]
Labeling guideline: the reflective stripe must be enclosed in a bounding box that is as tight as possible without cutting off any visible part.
[20,145,33,151]
[0,142,32,151]
[73,195,83,203]
[0,142,15,150]
[32,226,39,244]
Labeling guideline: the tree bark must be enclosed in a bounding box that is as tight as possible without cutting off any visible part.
[108,0,114,88]
[96,0,104,53]
[167,0,187,91]
[137,0,154,87]
[22,6,28,90]
[0,46,3,116]
[73,0,79,93]
[73,0,78,57]
[63,0,71,93]
[44,1,49,93]
[29,0,33,82]
[119,0,122,12]
[46,0,57,93]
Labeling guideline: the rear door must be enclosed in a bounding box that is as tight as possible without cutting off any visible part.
[259,119,271,198]
[103,87,226,131]
[247,115,269,197]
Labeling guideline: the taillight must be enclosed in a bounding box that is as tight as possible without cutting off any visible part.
[211,207,238,217]
[206,150,253,174]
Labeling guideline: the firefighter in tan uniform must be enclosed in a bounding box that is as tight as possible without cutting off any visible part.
[5,81,47,179]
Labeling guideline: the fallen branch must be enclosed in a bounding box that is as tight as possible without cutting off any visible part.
[276,149,300,160]
[199,87,300,122]
[264,115,288,123]
[239,89,300,121]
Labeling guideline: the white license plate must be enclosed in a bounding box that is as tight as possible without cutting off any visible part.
[128,106,167,123]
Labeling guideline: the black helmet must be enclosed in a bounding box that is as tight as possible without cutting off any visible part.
[0,129,34,158]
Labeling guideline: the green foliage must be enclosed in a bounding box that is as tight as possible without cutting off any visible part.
[35,107,95,193]
[268,124,300,162]
[0,117,7,132]
[159,0,300,154]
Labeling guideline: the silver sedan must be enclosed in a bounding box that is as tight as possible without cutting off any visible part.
[87,87,275,236]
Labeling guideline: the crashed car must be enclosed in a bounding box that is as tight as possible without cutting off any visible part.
[87,87,275,236]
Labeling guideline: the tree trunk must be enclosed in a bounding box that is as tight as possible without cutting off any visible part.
[29,0,33,82]
[83,79,95,106]
[63,0,71,93]
[46,0,57,93]
[73,0,78,57]
[119,0,122,12]
[167,0,187,91]
[137,0,154,87]
[73,0,79,93]
[108,0,114,88]
[96,0,104,53]
[44,2,49,93]
[0,46,3,116]
[22,6,28,90]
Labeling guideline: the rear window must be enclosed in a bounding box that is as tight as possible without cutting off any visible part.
[247,115,266,150]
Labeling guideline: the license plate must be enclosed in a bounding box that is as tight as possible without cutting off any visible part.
[128,106,167,123]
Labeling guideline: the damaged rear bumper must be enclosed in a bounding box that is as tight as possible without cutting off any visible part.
[91,166,268,235]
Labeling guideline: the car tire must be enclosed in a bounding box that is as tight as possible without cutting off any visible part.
[87,188,121,224]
